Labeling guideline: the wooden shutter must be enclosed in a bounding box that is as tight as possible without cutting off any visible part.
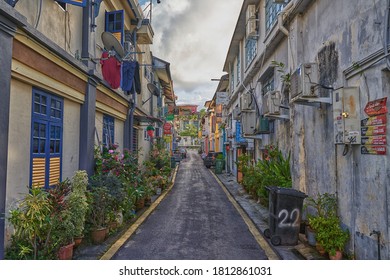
[31,157,46,188]
[49,157,61,186]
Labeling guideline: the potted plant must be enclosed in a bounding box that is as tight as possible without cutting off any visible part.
[68,170,89,247]
[311,215,349,259]
[304,192,337,246]
[87,185,110,244]
[7,187,53,259]
[47,179,76,259]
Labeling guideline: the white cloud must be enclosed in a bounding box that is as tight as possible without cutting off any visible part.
[146,0,243,109]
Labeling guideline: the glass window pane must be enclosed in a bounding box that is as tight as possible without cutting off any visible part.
[40,124,46,137]
[34,103,40,113]
[34,123,39,137]
[56,127,61,138]
[42,105,47,115]
[39,139,46,153]
[33,139,39,153]
[55,141,60,153]
[34,94,40,103]
[115,13,122,21]
[50,140,54,153]
[41,96,47,105]
[115,22,122,30]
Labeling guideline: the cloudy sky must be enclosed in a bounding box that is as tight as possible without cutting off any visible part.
[138,0,243,109]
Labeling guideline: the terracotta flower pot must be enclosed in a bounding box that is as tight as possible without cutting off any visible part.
[329,250,343,260]
[74,236,83,248]
[91,227,107,244]
[58,242,75,260]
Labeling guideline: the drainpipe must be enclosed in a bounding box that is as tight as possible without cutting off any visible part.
[129,19,142,152]
[277,0,294,36]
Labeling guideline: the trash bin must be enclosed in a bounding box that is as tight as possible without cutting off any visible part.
[215,159,224,174]
[263,186,307,246]
[170,156,176,168]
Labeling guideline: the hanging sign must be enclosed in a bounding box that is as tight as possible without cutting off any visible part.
[163,122,172,135]
[361,125,386,136]
[361,145,387,155]
[364,97,388,116]
[166,114,174,121]
[216,92,229,105]
[361,114,387,126]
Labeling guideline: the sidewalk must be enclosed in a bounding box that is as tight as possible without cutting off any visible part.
[215,172,324,260]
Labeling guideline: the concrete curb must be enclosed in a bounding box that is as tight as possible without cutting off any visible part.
[99,165,179,260]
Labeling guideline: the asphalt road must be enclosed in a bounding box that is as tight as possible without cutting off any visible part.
[111,150,268,260]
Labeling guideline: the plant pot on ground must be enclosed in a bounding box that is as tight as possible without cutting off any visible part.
[86,185,110,244]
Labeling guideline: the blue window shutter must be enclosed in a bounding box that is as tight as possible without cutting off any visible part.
[31,89,63,188]
[105,10,124,45]
[56,0,87,7]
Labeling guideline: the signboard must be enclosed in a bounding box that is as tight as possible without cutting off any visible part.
[361,135,387,145]
[163,135,172,143]
[361,145,387,155]
[163,122,172,135]
[361,99,387,155]
[216,92,229,105]
[364,97,388,116]
[235,121,246,143]
[166,114,174,121]
[361,125,386,136]
[361,114,387,126]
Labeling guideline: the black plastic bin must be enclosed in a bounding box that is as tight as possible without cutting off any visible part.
[263,186,307,246]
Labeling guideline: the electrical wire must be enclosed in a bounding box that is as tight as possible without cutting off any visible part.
[385,0,390,70]
[34,0,43,29]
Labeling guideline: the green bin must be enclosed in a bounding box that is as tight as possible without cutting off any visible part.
[215,159,224,174]
[170,156,176,168]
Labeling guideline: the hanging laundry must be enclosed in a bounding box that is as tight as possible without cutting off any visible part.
[134,61,141,94]
[122,60,136,93]
[100,51,121,89]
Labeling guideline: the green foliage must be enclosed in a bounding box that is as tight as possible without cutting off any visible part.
[309,215,349,256]
[237,145,292,206]
[271,60,291,86]
[7,187,53,259]
[305,192,349,257]
[68,170,89,237]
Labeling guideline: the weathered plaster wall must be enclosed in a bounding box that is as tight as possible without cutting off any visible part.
[15,0,83,57]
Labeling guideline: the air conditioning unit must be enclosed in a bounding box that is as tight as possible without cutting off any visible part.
[246,5,256,21]
[241,111,257,135]
[233,107,241,120]
[241,93,255,111]
[290,63,319,100]
[246,4,257,38]
[246,18,257,38]
[263,91,281,116]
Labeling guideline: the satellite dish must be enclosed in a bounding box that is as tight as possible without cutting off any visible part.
[101,32,125,59]
[147,83,160,97]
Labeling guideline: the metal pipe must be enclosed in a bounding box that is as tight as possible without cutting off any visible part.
[370,230,381,260]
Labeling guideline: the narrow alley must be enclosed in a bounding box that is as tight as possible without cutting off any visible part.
[111,150,271,260]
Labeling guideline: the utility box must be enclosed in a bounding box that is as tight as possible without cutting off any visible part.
[333,87,361,145]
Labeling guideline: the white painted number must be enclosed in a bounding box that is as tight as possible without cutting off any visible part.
[278,208,300,228]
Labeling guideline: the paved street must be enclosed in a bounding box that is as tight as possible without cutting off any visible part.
[112,150,269,260]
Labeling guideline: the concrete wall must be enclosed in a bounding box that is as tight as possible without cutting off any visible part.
[225,0,389,259]
[62,99,81,180]
[15,0,83,58]
[6,80,32,208]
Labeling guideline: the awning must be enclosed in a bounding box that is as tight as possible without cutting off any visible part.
[134,114,163,123]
